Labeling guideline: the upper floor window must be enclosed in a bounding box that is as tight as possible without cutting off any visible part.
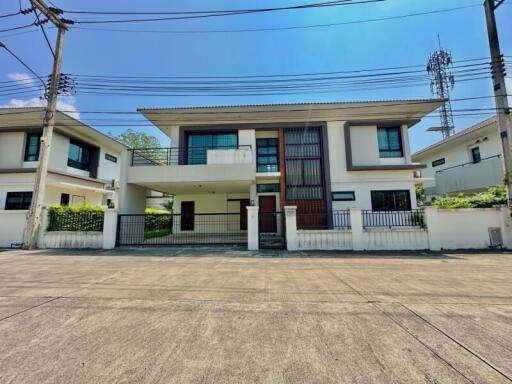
[68,140,91,171]
[256,138,279,173]
[471,147,481,163]
[24,133,41,162]
[5,191,32,210]
[187,132,237,164]
[371,190,411,211]
[377,127,403,158]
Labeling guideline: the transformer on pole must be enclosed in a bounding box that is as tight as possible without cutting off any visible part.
[426,38,455,139]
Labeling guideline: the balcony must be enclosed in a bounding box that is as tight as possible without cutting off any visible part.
[127,146,256,188]
[434,155,503,196]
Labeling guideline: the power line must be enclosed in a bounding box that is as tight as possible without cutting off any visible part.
[0,11,22,19]
[0,22,35,33]
[0,41,47,88]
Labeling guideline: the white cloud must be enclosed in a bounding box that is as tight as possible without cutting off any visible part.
[7,72,35,87]
[0,96,80,120]
[506,76,512,105]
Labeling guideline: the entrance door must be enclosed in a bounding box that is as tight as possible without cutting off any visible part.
[259,196,277,233]
[181,201,195,231]
[239,199,250,230]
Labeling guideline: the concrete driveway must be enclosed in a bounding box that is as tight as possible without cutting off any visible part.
[0,248,511,383]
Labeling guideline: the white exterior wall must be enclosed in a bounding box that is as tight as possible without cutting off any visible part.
[362,228,429,250]
[0,132,25,168]
[327,121,417,211]
[297,230,352,250]
[0,210,27,247]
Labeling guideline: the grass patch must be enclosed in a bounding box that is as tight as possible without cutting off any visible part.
[144,228,172,240]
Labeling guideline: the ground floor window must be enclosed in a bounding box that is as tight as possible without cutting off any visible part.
[5,191,33,210]
[371,190,411,211]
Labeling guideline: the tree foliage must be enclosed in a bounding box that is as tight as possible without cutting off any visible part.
[111,129,160,149]
[433,186,507,209]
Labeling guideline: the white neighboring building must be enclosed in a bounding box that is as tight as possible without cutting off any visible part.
[0,107,128,246]
[412,117,503,201]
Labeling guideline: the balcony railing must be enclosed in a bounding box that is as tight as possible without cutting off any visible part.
[362,210,425,228]
[130,145,252,166]
[435,154,501,174]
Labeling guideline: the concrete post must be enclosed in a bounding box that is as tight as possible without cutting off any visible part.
[37,206,49,248]
[350,208,364,251]
[423,206,439,251]
[102,209,118,249]
[499,206,512,249]
[284,206,298,251]
[247,206,259,251]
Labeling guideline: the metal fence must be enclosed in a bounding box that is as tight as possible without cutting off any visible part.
[47,210,104,232]
[130,145,252,166]
[296,210,351,230]
[362,210,425,228]
[117,213,247,246]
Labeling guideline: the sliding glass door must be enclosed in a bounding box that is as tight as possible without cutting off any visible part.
[187,132,238,164]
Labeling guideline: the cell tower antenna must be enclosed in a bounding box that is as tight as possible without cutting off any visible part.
[426,37,455,139]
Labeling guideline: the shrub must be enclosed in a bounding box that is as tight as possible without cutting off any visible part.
[47,205,104,231]
[433,186,507,209]
[144,208,172,231]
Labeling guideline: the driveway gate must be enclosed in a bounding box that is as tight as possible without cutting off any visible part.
[117,213,247,246]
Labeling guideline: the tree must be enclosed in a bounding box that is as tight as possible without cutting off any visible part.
[111,129,160,149]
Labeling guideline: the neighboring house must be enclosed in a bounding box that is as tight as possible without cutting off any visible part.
[146,190,173,210]
[0,107,128,211]
[412,117,503,201]
[120,99,441,242]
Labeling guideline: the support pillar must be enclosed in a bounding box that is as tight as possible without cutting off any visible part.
[284,206,298,251]
[350,208,364,251]
[247,206,259,250]
[102,209,118,249]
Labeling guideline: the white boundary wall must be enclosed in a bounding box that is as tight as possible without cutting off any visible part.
[0,210,28,248]
[285,206,512,251]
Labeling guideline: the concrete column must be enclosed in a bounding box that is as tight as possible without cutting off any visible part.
[499,206,512,249]
[424,206,439,251]
[37,207,49,248]
[102,209,118,249]
[284,206,298,251]
[247,206,259,251]
[250,183,257,206]
[350,208,364,251]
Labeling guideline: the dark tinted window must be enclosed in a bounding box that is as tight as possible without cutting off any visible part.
[68,141,91,171]
[256,138,279,173]
[371,190,411,211]
[24,133,41,161]
[187,133,237,164]
[257,183,280,193]
[377,127,403,158]
[471,147,481,163]
[332,191,355,201]
[5,192,32,210]
[60,193,70,206]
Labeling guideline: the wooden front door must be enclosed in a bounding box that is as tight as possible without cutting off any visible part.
[259,196,277,233]
[180,201,195,231]
[239,199,250,230]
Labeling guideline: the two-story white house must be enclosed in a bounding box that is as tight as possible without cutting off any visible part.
[0,107,127,213]
[117,99,442,247]
[412,117,503,201]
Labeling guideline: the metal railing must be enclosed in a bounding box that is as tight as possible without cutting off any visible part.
[362,209,425,228]
[296,210,351,230]
[130,145,252,166]
[117,212,247,246]
[436,154,501,173]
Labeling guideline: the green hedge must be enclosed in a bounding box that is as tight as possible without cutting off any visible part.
[433,186,507,209]
[144,208,172,231]
[47,205,104,232]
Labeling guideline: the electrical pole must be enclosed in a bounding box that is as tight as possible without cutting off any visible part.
[24,0,69,249]
[484,0,512,200]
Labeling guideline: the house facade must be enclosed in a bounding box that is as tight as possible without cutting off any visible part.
[117,100,442,246]
[412,117,503,201]
[0,107,127,213]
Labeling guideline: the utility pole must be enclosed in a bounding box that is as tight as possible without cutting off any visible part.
[484,0,512,200]
[24,0,70,249]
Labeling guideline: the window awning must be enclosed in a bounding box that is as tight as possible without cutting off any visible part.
[47,181,115,195]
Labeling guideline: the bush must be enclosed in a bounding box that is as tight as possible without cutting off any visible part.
[433,186,507,209]
[144,208,172,231]
[47,205,104,231]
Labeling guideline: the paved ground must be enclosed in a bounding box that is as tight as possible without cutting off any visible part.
[1,248,512,383]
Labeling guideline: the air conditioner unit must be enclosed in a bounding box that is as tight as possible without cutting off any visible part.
[488,227,503,248]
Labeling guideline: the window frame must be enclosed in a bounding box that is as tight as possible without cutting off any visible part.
[67,140,91,171]
[377,126,404,158]
[370,190,412,211]
[5,191,33,210]
[471,147,481,164]
[186,132,238,165]
[432,158,446,167]
[24,132,41,162]
[332,191,356,201]
[256,138,279,173]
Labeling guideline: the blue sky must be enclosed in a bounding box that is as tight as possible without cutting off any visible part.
[1,0,511,151]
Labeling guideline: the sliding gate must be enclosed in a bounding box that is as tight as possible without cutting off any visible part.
[117,213,247,246]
